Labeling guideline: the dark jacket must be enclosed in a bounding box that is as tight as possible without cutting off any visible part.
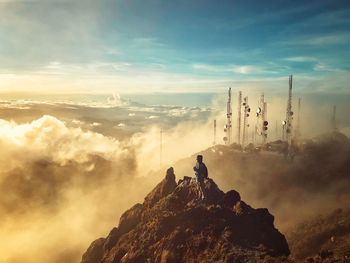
[194,162,208,179]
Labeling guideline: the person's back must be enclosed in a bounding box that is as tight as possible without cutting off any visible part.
[199,161,208,179]
[193,155,208,183]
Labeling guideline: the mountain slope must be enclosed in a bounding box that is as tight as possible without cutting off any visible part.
[287,208,350,262]
[81,169,290,263]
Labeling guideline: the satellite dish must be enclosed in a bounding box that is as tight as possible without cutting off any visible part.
[282,121,287,125]
[257,107,262,114]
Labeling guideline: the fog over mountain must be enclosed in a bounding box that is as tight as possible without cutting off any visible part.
[0,93,349,262]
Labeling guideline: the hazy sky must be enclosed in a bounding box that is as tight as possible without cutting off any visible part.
[0,0,349,93]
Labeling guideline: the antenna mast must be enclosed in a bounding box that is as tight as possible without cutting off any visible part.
[237,91,242,145]
[224,88,232,145]
[242,96,250,148]
[285,75,294,145]
[256,93,268,145]
[331,105,337,132]
[262,101,267,145]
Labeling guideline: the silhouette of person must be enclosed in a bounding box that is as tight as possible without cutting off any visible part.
[193,155,208,183]
[193,155,207,200]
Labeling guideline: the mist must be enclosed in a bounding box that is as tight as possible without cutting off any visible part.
[0,90,349,262]
[0,110,217,263]
[169,132,350,232]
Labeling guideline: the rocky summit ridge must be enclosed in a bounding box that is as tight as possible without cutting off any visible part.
[81,169,290,263]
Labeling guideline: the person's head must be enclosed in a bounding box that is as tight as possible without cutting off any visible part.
[196,155,203,163]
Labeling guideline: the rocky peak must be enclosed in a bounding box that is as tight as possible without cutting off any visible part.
[81,168,290,263]
[143,167,177,209]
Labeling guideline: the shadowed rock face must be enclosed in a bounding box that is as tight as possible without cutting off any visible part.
[81,171,290,263]
[287,208,350,262]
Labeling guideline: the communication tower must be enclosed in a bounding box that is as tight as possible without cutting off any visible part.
[331,105,337,132]
[284,75,294,145]
[256,93,268,145]
[242,96,251,148]
[237,91,242,144]
[223,88,232,144]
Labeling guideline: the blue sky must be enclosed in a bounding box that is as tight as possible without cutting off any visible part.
[0,0,349,93]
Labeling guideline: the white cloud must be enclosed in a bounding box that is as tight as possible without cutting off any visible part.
[192,63,265,74]
[71,119,84,125]
[313,63,340,72]
[231,65,263,74]
[305,34,350,46]
[278,32,350,47]
[284,56,317,62]
[107,92,125,106]
[91,122,101,127]
[0,115,128,166]
[147,115,159,119]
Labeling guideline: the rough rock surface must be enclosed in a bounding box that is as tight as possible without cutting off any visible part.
[287,208,350,262]
[81,170,290,263]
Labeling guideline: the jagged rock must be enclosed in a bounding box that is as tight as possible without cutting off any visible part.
[104,228,120,252]
[287,208,350,262]
[143,167,177,208]
[223,189,241,208]
[103,203,144,252]
[81,238,105,263]
[81,168,290,263]
[118,203,143,234]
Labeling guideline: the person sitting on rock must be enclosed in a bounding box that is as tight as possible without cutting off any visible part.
[193,155,208,183]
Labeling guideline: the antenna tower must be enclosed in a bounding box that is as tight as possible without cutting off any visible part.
[224,88,232,144]
[237,91,242,144]
[256,93,268,145]
[242,96,250,148]
[285,75,294,145]
[331,105,337,132]
[262,101,267,144]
